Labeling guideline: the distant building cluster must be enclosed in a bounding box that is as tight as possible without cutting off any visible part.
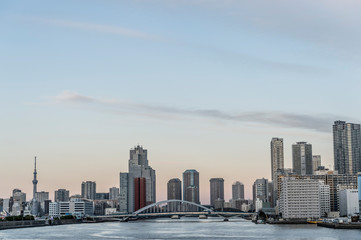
[1,120,361,220]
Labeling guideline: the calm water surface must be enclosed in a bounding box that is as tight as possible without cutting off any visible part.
[0,217,360,240]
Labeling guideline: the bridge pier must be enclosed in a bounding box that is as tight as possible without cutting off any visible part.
[171,215,180,219]
[199,215,208,219]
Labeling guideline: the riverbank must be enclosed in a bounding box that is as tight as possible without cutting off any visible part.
[317,222,361,229]
[0,220,47,230]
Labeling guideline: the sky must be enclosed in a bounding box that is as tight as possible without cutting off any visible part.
[1,0,361,204]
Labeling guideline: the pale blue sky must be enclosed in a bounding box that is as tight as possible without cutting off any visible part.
[1,0,361,203]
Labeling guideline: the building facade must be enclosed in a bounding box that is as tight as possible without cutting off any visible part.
[109,187,120,200]
[183,169,200,204]
[271,138,284,181]
[167,178,182,200]
[292,142,313,175]
[81,181,96,200]
[333,121,361,175]
[232,181,244,200]
[279,178,321,219]
[54,189,70,202]
[339,189,359,216]
[312,155,321,173]
[209,178,224,207]
[119,172,129,212]
[134,177,146,211]
[252,178,268,205]
[128,146,156,212]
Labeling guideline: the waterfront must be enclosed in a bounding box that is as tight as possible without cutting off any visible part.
[0,218,360,240]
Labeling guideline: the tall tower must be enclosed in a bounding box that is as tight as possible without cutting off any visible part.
[333,121,361,174]
[32,156,38,199]
[209,178,224,207]
[128,145,156,212]
[183,169,200,204]
[232,181,244,200]
[271,138,284,181]
[292,142,313,175]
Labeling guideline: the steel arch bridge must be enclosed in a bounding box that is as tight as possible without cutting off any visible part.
[134,199,213,215]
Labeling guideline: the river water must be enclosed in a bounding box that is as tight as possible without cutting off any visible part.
[0,217,360,239]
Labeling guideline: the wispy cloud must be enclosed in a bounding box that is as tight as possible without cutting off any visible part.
[52,91,342,133]
[28,17,162,41]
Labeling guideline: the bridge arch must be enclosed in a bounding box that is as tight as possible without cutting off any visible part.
[134,199,213,215]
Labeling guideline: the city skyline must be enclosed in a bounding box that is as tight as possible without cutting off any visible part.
[2,1,361,204]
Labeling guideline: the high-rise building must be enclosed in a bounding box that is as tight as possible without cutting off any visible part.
[339,189,359,217]
[232,181,244,200]
[54,189,70,202]
[292,142,313,175]
[333,121,361,175]
[81,181,96,200]
[358,173,361,210]
[134,177,146,211]
[183,169,200,204]
[312,155,322,173]
[95,193,109,200]
[210,178,224,207]
[119,172,129,212]
[167,178,182,200]
[109,187,120,200]
[271,138,284,181]
[252,178,268,205]
[35,191,49,203]
[279,177,322,219]
[13,191,26,204]
[128,145,156,212]
[276,173,357,211]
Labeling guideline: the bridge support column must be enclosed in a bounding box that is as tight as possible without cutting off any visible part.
[199,215,208,219]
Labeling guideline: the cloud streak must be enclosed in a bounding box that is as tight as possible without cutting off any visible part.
[52,91,343,133]
[29,17,162,41]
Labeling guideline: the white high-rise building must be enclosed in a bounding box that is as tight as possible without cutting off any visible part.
[318,181,330,217]
[279,177,321,219]
[339,189,359,217]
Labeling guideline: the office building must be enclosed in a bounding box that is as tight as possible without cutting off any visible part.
[253,178,268,205]
[128,145,156,212]
[232,181,244,200]
[292,142,313,175]
[167,178,182,212]
[183,169,200,204]
[271,138,284,181]
[276,173,357,212]
[81,181,96,200]
[279,177,321,219]
[339,189,359,216]
[134,177,146,211]
[95,193,109,200]
[35,191,49,204]
[13,191,26,204]
[54,189,70,202]
[319,182,330,217]
[109,187,120,200]
[312,155,321,173]
[210,178,224,207]
[333,121,361,175]
[167,178,182,200]
[119,172,129,212]
[358,173,361,210]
